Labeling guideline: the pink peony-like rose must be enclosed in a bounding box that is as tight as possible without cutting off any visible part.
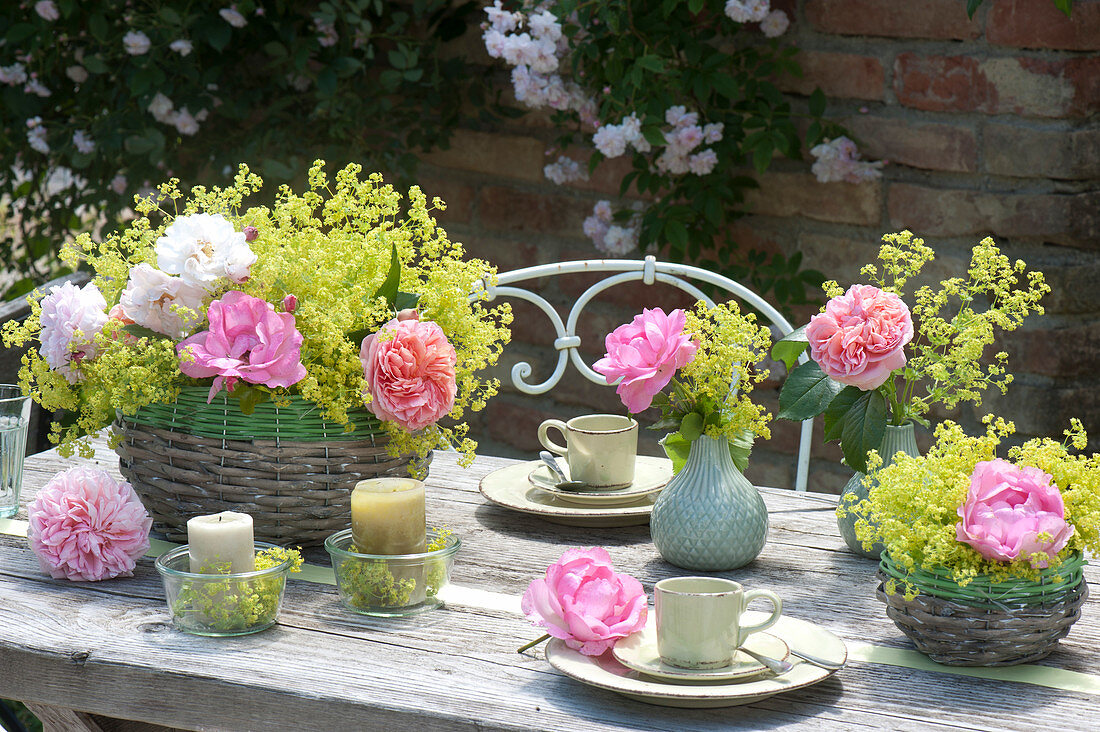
[521,547,648,656]
[27,467,152,582]
[39,281,109,383]
[956,459,1075,567]
[360,313,457,432]
[806,284,913,391]
[593,307,697,413]
[177,291,307,401]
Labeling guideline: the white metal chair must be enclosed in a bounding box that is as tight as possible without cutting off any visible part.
[468,255,814,492]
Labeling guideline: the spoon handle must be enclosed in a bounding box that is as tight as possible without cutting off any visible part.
[738,647,794,675]
[788,648,846,671]
[539,451,569,483]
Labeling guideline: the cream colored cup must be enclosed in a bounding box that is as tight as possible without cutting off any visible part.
[537,414,638,489]
[655,576,783,669]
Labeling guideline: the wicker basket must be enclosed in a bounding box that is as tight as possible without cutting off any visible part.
[115,388,425,546]
[876,552,1088,666]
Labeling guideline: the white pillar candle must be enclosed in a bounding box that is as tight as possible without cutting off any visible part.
[351,478,426,555]
[187,511,256,574]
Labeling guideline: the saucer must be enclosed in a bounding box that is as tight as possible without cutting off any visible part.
[479,456,672,527]
[612,618,790,682]
[545,611,846,708]
[527,461,670,506]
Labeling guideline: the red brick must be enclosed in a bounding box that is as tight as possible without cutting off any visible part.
[484,399,562,453]
[1001,320,1100,379]
[988,0,1100,51]
[777,51,885,101]
[415,174,475,226]
[806,0,981,40]
[887,183,1100,247]
[982,122,1100,180]
[894,53,1100,118]
[476,186,590,235]
[422,129,546,183]
[985,383,1100,447]
[745,171,883,227]
[842,116,977,173]
[1039,257,1100,314]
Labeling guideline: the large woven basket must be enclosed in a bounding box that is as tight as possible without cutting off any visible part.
[115,388,425,546]
[876,552,1088,666]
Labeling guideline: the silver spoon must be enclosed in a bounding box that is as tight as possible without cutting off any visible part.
[538,451,594,491]
[788,648,846,670]
[738,647,794,675]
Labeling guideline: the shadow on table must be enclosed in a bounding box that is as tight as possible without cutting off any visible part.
[472,502,654,548]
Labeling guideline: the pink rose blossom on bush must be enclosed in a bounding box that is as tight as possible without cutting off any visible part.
[806,284,913,390]
[27,467,152,582]
[39,281,108,383]
[521,547,648,655]
[956,459,1074,567]
[360,313,457,432]
[177,291,307,401]
[593,307,698,413]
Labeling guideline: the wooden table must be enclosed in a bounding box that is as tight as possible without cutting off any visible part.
[1,439,1097,732]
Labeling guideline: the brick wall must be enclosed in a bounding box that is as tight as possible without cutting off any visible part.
[421,0,1100,493]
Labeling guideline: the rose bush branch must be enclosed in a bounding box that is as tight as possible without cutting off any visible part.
[774,231,1049,473]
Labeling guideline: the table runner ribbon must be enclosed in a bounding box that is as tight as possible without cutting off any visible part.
[4,517,1100,695]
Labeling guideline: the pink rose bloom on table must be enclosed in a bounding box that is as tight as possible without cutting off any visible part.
[27,467,152,582]
[956,459,1074,567]
[805,284,913,391]
[39,281,109,383]
[593,307,697,413]
[177,291,307,401]
[360,311,457,432]
[520,547,648,655]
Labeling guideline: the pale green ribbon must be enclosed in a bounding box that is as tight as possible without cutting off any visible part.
[4,518,1100,695]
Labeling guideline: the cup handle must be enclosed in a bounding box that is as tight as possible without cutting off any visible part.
[537,419,569,455]
[740,589,783,638]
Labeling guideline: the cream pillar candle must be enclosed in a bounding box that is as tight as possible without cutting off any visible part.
[187,511,256,573]
[351,478,426,555]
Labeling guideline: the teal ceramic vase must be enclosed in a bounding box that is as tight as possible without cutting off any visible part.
[837,422,920,559]
[650,434,768,571]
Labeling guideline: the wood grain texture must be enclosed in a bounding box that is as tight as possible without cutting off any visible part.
[1,438,1098,731]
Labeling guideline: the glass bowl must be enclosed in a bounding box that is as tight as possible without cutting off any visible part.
[155,542,293,636]
[325,528,460,616]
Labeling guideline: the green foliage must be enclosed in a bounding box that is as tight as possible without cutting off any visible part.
[502,0,839,311]
[967,0,1072,18]
[0,0,488,299]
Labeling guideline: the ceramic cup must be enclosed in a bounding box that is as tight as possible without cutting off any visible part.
[654,576,783,669]
[537,414,638,489]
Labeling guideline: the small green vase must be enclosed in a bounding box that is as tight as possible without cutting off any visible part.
[650,434,768,571]
[837,422,920,559]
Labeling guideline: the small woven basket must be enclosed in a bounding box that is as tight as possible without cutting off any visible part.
[876,552,1088,666]
[115,388,424,546]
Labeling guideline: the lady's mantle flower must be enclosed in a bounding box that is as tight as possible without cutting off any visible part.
[155,212,256,289]
[123,31,152,56]
[177,291,307,401]
[119,264,207,338]
[39,281,108,383]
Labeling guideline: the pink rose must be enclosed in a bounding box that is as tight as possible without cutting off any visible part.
[806,284,913,391]
[593,307,698,413]
[360,313,457,432]
[956,459,1074,567]
[38,281,108,383]
[521,547,648,656]
[177,291,307,402]
[27,467,152,582]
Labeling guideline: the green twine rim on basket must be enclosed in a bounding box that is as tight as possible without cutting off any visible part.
[879,551,1086,610]
[120,386,385,442]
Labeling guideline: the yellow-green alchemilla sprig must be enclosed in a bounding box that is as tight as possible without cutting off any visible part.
[772,231,1048,473]
[844,416,1100,597]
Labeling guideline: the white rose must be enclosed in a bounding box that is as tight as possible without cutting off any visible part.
[147,92,174,123]
[34,1,59,21]
[169,39,193,56]
[219,8,248,28]
[119,264,207,338]
[123,31,151,56]
[155,212,256,289]
[65,65,89,83]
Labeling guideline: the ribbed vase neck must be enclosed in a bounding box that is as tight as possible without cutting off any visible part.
[880,422,919,468]
[684,434,738,474]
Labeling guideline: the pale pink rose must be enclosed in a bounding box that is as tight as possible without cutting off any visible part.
[956,459,1074,567]
[39,281,108,383]
[27,467,152,582]
[805,284,913,390]
[593,307,698,413]
[360,314,457,432]
[177,291,307,401]
[521,547,648,656]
